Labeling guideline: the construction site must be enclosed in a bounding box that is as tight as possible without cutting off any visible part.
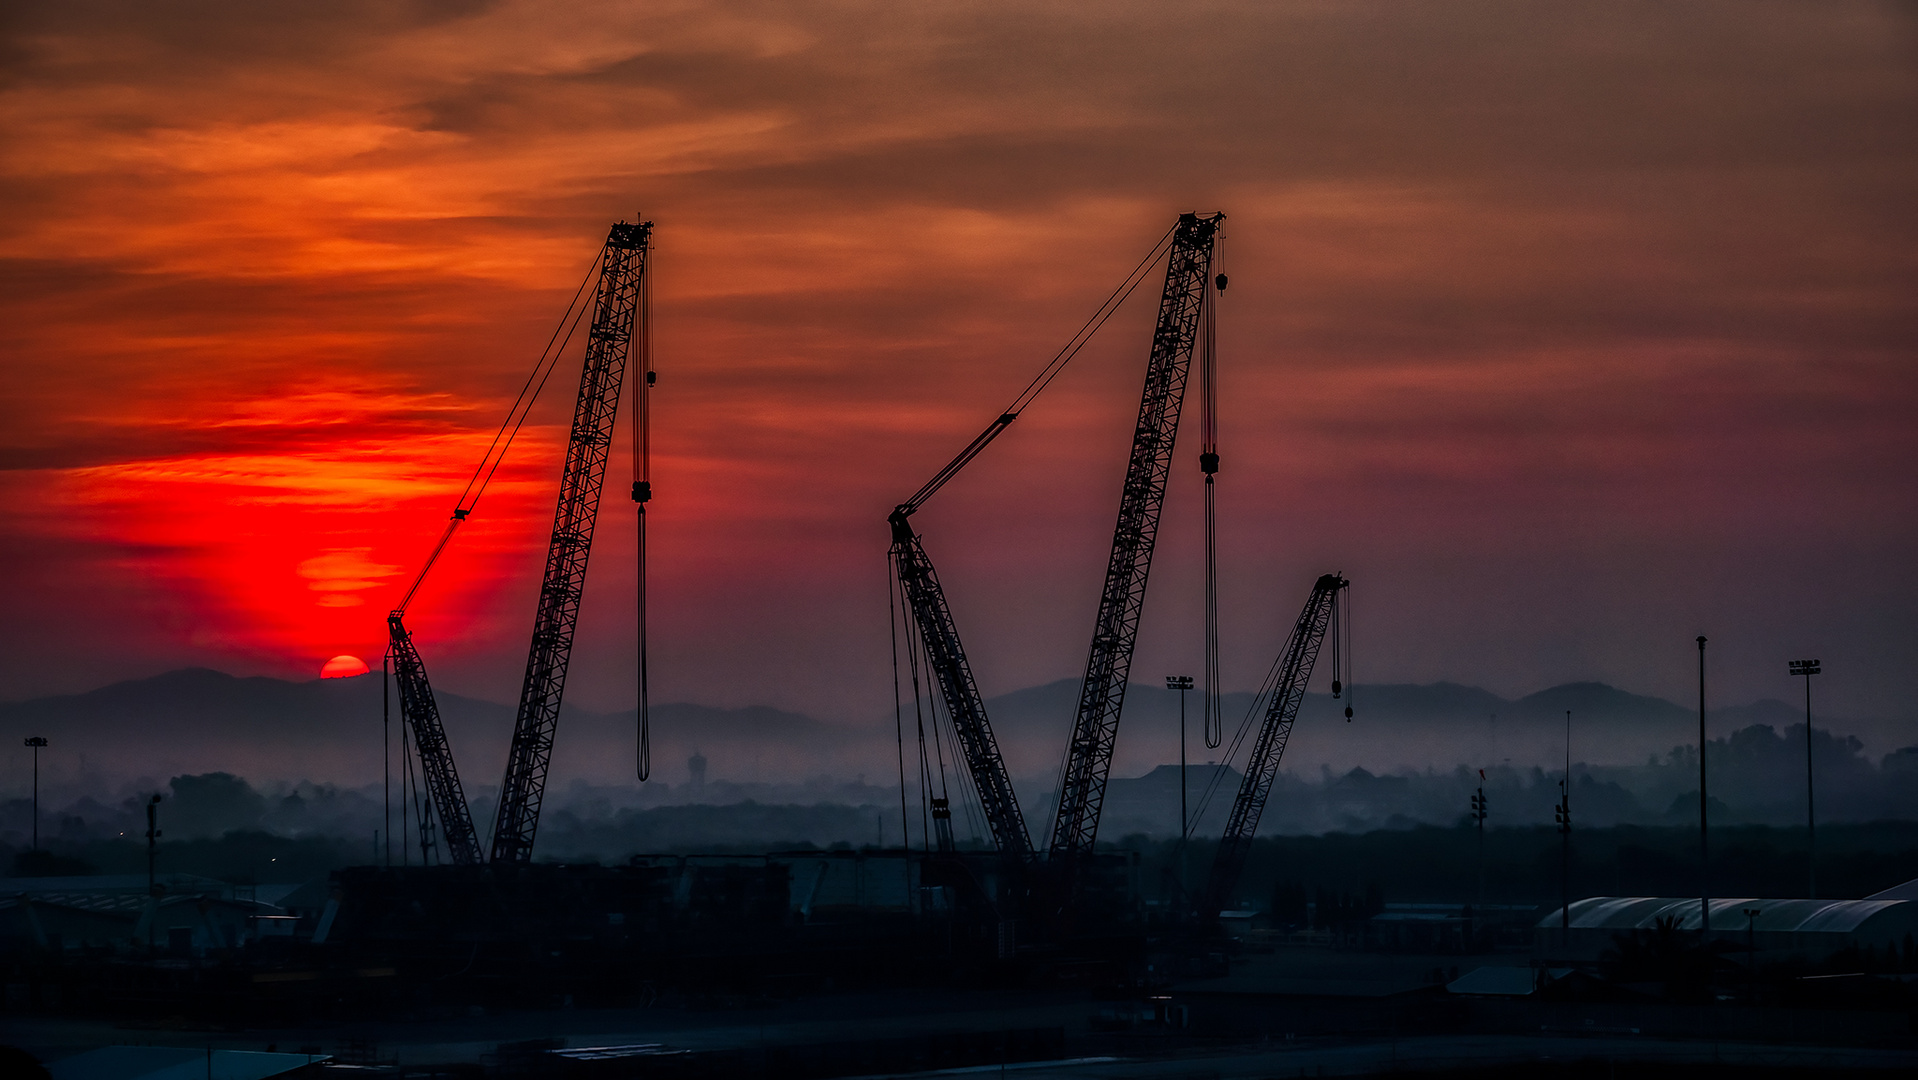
[7,214,1918,1078]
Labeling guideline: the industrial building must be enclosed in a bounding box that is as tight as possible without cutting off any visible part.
[1535,877,1918,959]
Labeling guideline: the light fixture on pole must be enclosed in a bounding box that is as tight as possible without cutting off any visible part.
[23,737,47,852]
[1790,658,1821,900]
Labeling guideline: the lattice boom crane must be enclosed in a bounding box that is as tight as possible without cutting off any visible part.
[891,484,1037,864]
[387,608,485,865]
[491,219,651,864]
[1048,211,1222,867]
[1200,573,1348,917]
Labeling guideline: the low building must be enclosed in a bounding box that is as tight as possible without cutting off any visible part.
[1535,878,1918,959]
[0,874,298,955]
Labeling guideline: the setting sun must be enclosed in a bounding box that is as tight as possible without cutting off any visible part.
[319,654,370,679]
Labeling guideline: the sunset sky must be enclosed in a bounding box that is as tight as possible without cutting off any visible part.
[1,1,1913,735]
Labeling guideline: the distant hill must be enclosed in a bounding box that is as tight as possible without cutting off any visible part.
[0,668,855,794]
[0,668,1890,796]
[979,678,1883,780]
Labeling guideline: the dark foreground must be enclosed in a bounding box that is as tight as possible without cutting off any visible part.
[9,945,1918,1078]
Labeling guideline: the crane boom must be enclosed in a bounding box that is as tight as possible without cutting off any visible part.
[387,611,485,865]
[490,220,651,865]
[889,511,1035,862]
[1049,212,1222,864]
[1200,573,1347,916]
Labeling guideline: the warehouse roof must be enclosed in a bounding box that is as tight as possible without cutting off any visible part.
[1543,895,1913,936]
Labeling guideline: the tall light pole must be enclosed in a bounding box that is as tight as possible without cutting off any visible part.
[145,794,163,950]
[1697,636,1710,937]
[1469,769,1487,921]
[383,648,391,868]
[23,737,47,851]
[1790,658,1821,899]
[1167,674,1194,904]
[1555,711,1571,948]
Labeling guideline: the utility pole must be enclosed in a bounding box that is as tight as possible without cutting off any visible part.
[1790,658,1821,899]
[145,794,162,950]
[1697,636,1710,937]
[1555,711,1571,948]
[23,737,47,851]
[1470,769,1487,937]
[1168,674,1194,905]
[383,649,391,867]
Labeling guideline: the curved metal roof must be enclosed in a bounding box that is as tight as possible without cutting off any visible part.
[1546,896,1914,935]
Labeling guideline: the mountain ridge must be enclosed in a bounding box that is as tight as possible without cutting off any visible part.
[0,668,1897,792]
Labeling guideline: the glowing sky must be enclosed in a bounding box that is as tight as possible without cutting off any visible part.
[1,1,1913,730]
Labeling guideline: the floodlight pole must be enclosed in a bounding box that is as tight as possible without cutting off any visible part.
[1558,710,1571,948]
[1167,675,1195,905]
[383,648,392,868]
[1790,659,1821,900]
[23,737,46,851]
[146,794,163,950]
[1697,636,1710,937]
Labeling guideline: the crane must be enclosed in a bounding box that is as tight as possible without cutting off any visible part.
[388,604,485,865]
[1048,212,1222,870]
[891,455,1037,864]
[489,219,651,864]
[1198,573,1348,918]
[887,216,1205,868]
[384,219,651,868]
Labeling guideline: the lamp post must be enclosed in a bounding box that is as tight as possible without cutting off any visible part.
[1469,769,1487,929]
[1789,659,1820,900]
[1167,675,1194,905]
[1742,906,1762,1002]
[1555,711,1571,948]
[1697,636,1710,937]
[145,794,163,950]
[23,737,47,851]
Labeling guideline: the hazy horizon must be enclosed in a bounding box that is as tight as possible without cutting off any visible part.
[3,664,1910,803]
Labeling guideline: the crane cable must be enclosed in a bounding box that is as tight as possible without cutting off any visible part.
[889,557,911,849]
[1189,618,1293,832]
[1337,584,1354,720]
[895,223,1177,517]
[1189,583,1353,832]
[633,238,654,781]
[1201,250,1224,750]
[395,246,607,614]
